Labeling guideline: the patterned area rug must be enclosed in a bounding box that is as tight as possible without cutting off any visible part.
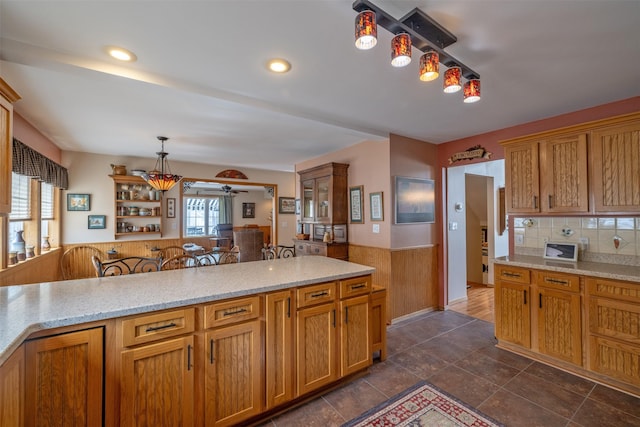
[342,381,504,427]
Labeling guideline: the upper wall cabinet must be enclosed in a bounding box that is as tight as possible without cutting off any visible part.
[503,134,588,214]
[590,120,640,213]
[298,163,349,225]
[0,78,21,214]
[502,112,640,215]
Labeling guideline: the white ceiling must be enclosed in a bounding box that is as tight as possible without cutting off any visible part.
[1,0,639,173]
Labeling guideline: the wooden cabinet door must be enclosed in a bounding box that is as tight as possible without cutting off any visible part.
[296,303,337,396]
[120,336,194,427]
[204,321,262,426]
[0,80,19,214]
[0,345,24,426]
[339,295,371,376]
[495,281,531,348]
[591,121,640,212]
[315,176,331,223]
[504,142,540,213]
[540,134,589,212]
[301,179,315,223]
[265,290,294,409]
[536,288,582,365]
[25,327,103,427]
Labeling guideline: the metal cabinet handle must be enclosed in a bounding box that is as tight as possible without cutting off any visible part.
[548,194,553,209]
[311,291,329,298]
[545,278,569,286]
[539,294,543,309]
[210,339,214,364]
[533,195,538,209]
[287,297,291,318]
[502,272,521,278]
[524,290,527,305]
[223,308,247,316]
[350,284,366,290]
[145,322,177,332]
[332,309,336,328]
[187,344,192,370]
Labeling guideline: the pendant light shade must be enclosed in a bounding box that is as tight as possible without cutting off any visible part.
[391,33,412,67]
[419,51,439,81]
[142,136,183,192]
[355,10,377,50]
[463,79,481,103]
[443,66,462,93]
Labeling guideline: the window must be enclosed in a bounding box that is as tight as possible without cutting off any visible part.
[184,196,220,237]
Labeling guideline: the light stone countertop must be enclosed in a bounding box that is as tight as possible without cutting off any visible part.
[495,255,640,283]
[0,256,375,366]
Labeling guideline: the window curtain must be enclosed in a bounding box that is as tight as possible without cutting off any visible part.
[219,195,233,224]
[12,138,69,189]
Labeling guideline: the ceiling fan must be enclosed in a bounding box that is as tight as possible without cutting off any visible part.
[219,184,248,194]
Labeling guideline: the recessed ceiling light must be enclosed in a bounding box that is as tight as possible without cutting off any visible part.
[105,46,137,62]
[267,58,291,73]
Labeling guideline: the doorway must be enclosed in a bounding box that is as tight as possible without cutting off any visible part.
[445,159,508,319]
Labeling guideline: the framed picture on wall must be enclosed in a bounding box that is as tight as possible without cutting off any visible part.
[279,197,295,214]
[242,202,255,218]
[88,215,106,229]
[369,192,384,221]
[67,194,90,211]
[166,198,176,218]
[349,185,364,224]
[394,176,435,224]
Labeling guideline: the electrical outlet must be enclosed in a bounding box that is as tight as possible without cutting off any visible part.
[579,237,589,245]
[515,234,524,245]
[372,224,380,233]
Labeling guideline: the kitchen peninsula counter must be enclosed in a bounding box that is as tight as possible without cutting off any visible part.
[0,256,375,365]
[494,255,640,283]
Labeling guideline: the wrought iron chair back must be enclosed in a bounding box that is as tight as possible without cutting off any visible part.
[161,254,200,270]
[218,246,241,264]
[92,256,162,277]
[263,245,296,260]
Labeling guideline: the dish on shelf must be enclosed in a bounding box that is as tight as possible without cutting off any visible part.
[130,169,146,176]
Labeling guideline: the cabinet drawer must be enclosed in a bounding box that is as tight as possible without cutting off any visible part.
[587,277,640,304]
[496,265,531,284]
[339,276,371,299]
[121,308,195,347]
[297,282,337,309]
[537,271,580,292]
[204,296,261,329]
[306,244,327,256]
[589,296,640,344]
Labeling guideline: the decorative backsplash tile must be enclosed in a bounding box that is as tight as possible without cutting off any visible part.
[513,216,640,266]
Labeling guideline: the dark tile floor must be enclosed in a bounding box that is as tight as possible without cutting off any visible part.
[259,310,640,427]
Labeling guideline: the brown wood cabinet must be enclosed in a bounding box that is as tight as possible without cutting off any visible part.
[0,78,20,215]
[590,120,640,213]
[0,344,24,426]
[338,276,371,376]
[118,308,196,426]
[586,277,640,387]
[265,290,294,409]
[293,239,348,260]
[494,265,531,348]
[24,327,104,427]
[535,271,582,365]
[370,286,387,361]
[111,175,163,239]
[203,297,263,426]
[503,133,588,214]
[299,162,349,225]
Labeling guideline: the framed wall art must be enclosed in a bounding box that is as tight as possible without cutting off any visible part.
[242,202,255,218]
[279,197,295,214]
[394,177,435,224]
[166,198,176,218]
[369,191,384,221]
[349,185,364,224]
[88,215,106,229]
[67,193,90,211]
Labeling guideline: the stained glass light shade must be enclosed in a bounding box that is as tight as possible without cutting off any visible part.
[355,10,377,50]
[419,51,439,81]
[463,79,481,103]
[443,66,462,93]
[391,33,412,67]
[142,137,182,192]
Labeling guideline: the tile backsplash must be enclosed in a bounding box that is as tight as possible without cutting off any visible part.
[513,216,640,266]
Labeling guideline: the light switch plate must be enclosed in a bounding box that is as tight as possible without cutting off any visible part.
[372,224,380,233]
[449,221,458,231]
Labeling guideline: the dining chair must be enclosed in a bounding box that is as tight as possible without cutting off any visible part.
[263,244,296,260]
[61,245,106,279]
[218,246,240,264]
[158,245,186,260]
[92,256,162,277]
[161,254,200,270]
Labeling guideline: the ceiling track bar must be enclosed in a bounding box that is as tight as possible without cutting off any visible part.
[352,0,480,80]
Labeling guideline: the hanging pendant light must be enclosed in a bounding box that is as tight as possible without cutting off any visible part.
[419,51,439,81]
[391,33,412,67]
[443,66,462,93]
[141,136,183,192]
[463,79,481,103]
[355,10,377,50]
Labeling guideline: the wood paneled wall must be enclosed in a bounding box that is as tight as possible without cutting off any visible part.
[349,244,439,323]
[0,249,61,286]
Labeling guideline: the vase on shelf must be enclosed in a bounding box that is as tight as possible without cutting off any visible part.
[42,236,51,251]
[11,230,26,261]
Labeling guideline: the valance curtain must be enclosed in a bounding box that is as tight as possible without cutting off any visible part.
[12,138,69,189]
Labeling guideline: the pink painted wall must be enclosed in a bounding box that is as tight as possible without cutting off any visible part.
[296,139,391,248]
[13,113,62,163]
[389,134,439,249]
[437,96,640,170]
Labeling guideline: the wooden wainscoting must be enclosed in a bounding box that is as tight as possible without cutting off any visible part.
[0,248,62,286]
[349,244,438,323]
